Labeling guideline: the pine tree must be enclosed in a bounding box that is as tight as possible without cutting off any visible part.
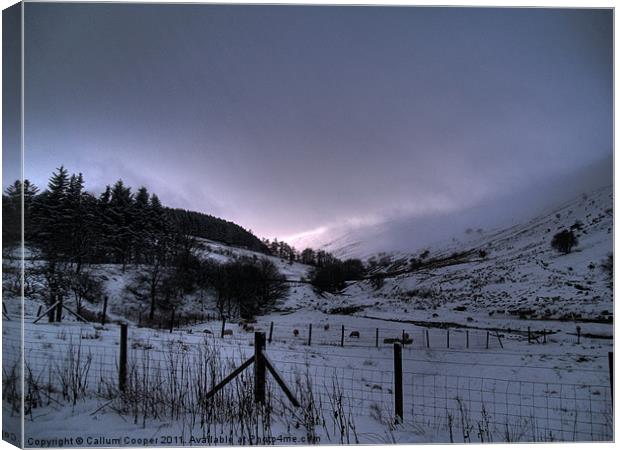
[132,186,151,263]
[109,180,135,270]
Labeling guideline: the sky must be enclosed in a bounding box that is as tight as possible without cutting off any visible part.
[7,4,613,243]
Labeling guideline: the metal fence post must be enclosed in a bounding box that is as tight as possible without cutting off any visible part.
[609,351,613,406]
[394,343,403,423]
[255,332,266,404]
[119,323,128,392]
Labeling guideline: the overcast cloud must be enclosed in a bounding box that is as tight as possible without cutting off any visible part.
[10,4,613,242]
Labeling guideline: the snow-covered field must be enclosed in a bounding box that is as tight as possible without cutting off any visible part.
[2,185,613,445]
[2,307,612,445]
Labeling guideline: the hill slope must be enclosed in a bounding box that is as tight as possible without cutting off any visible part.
[320,184,613,327]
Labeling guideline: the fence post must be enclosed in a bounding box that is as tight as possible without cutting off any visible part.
[268,322,274,344]
[36,305,42,319]
[101,296,108,326]
[169,308,175,333]
[308,323,312,346]
[376,328,379,348]
[609,352,613,406]
[55,295,63,323]
[543,329,546,344]
[341,325,345,347]
[527,327,531,344]
[446,329,450,349]
[221,317,226,338]
[486,331,490,349]
[254,332,266,404]
[393,343,403,423]
[576,326,581,345]
[119,323,128,392]
[466,330,469,349]
[426,329,430,348]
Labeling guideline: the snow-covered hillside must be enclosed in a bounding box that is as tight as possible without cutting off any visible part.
[323,184,613,329]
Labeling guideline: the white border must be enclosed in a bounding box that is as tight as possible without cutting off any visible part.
[0,2,615,450]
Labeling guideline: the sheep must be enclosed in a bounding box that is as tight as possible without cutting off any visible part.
[349,331,360,338]
[222,329,233,337]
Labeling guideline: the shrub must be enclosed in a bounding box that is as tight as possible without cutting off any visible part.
[551,230,578,254]
[206,258,287,319]
[370,275,384,290]
[341,259,366,280]
[310,259,366,294]
[311,263,347,294]
[601,253,613,287]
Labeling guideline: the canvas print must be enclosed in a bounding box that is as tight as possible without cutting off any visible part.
[2,2,614,447]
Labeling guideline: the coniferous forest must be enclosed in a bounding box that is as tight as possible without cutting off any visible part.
[1,167,290,321]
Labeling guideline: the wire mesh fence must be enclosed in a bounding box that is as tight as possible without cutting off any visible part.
[2,321,613,443]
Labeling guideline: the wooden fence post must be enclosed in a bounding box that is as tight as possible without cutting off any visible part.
[101,296,108,326]
[268,322,274,344]
[36,305,42,319]
[393,343,403,423]
[609,352,614,406]
[426,329,430,348]
[119,323,128,392]
[446,329,450,348]
[221,317,226,338]
[308,324,312,346]
[169,308,175,333]
[375,328,379,348]
[466,330,469,349]
[254,332,266,404]
[340,325,345,347]
[55,295,63,323]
